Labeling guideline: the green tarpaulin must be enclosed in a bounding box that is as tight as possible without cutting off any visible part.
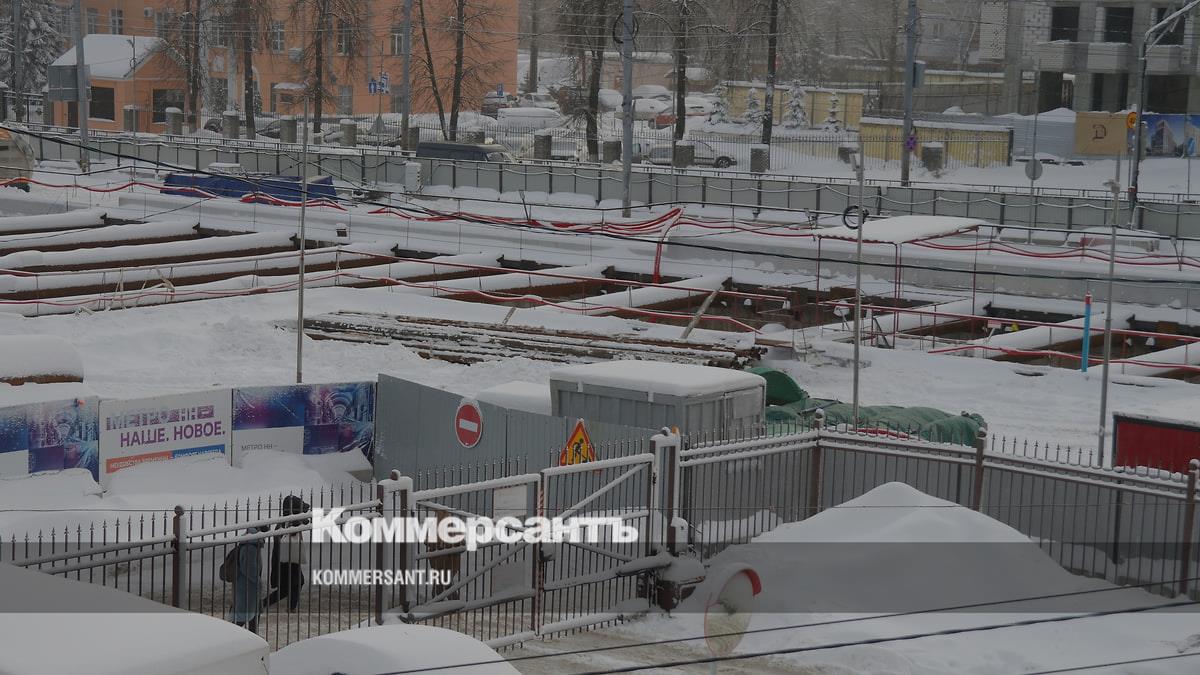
[748,367,986,447]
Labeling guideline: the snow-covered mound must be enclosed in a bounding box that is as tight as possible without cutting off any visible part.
[269,624,519,674]
[0,334,85,384]
[754,481,1029,544]
[609,483,1199,674]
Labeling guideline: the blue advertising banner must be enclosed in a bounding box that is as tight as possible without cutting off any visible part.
[231,382,375,465]
[1140,114,1200,157]
[0,397,100,481]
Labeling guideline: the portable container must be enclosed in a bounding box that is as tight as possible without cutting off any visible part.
[549,361,765,438]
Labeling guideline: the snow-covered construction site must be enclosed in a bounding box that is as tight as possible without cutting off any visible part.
[2,127,1200,675]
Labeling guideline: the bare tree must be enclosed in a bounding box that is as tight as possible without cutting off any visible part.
[289,0,368,133]
[152,0,208,130]
[447,0,503,139]
[415,0,449,138]
[558,0,616,159]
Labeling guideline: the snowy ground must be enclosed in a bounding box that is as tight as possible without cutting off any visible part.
[505,483,1200,674]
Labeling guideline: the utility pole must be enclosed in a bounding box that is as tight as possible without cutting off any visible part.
[400,0,413,148]
[1129,0,1200,229]
[899,0,918,186]
[620,0,634,217]
[852,133,867,424]
[527,0,539,93]
[12,0,22,122]
[760,0,778,146]
[296,96,310,384]
[73,0,90,172]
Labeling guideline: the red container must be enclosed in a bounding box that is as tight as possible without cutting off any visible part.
[1114,413,1200,473]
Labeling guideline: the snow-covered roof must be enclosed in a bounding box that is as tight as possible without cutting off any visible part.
[816,215,985,244]
[269,624,520,675]
[51,35,163,80]
[0,563,269,675]
[475,381,551,416]
[550,361,765,398]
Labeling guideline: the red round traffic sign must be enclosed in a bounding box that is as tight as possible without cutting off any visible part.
[454,400,483,448]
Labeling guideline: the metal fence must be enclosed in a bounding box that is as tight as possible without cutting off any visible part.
[17,126,1200,237]
[6,421,1199,652]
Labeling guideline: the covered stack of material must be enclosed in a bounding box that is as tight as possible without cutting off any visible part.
[748,366,986,447]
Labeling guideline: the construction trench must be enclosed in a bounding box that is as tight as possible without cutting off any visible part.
[0,207,1197,381]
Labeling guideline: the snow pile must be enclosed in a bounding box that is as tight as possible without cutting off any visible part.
[817,215,985,244]
[610,483,1200,674]
[0,563,269,675]
[0,334,85,383]
[269,624,518,674]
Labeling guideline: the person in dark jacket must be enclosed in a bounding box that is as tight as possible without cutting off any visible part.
[265,495,309,612]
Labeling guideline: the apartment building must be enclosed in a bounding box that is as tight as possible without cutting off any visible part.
[981,0,1200,114]
[51,0,518,132]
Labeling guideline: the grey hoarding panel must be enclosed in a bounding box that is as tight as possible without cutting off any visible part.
[375,375,653,482]
[522,165,551,194]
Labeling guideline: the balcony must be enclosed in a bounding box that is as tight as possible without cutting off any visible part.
[1146,44,1185,75]
[1086,42,1133,73]
[1033,41,1085,71]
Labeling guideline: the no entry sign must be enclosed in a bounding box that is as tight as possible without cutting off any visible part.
[454,400,483,448]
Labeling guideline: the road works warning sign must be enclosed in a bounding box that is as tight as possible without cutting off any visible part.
[558,419,596,466]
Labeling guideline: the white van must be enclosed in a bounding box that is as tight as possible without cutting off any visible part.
[496,107,562,131]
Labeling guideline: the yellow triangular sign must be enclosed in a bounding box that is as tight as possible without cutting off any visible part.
[559,419,596,466]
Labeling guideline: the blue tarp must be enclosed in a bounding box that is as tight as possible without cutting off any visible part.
[162,173,337,200]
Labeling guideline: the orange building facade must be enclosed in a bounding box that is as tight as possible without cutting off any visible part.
[52,0,519,132]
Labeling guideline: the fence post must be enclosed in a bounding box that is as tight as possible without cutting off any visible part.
[374,479,386,625]
[808,410,825,518]
[1179,459,1199,598]
[971,428,988,511]
[651,427,682,556]
[171,505,187,608]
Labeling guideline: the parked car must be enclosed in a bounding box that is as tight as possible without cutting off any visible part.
[517,92,561,111]
[652,96,715,129]
[632,84,672,101]
[625,98,669,121]
[644,140,736,168]
[496,106,562,131]
[416,141,515,162]
[481,91,517,117]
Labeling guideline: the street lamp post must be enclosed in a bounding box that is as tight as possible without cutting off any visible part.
[296,96,310,384]
[1129,0,1200,228]
[852,134,867,425]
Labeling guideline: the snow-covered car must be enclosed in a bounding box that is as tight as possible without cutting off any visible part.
[621,98,670,121]
[269,624,520,675]
[517,92,561,112]
[651,97,715,129]
[497,106,563,131]
[0,563,269,675]
[644,140,736,168]
[632,84,672,101]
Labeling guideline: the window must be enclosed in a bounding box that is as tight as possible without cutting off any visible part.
[1049,5,1080,42]
[336,20,351,55]
[90,86,115,120]
[109,8,123,34]
[1154,7,1185,46]
[85,7,98,34]
[155,9,175,38]
[391,26,404,55]
[269,21,284,52]
[338,85,353,115]
[1103,6,1133,43]
[213,17,233,47]
[152,89,184,123]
